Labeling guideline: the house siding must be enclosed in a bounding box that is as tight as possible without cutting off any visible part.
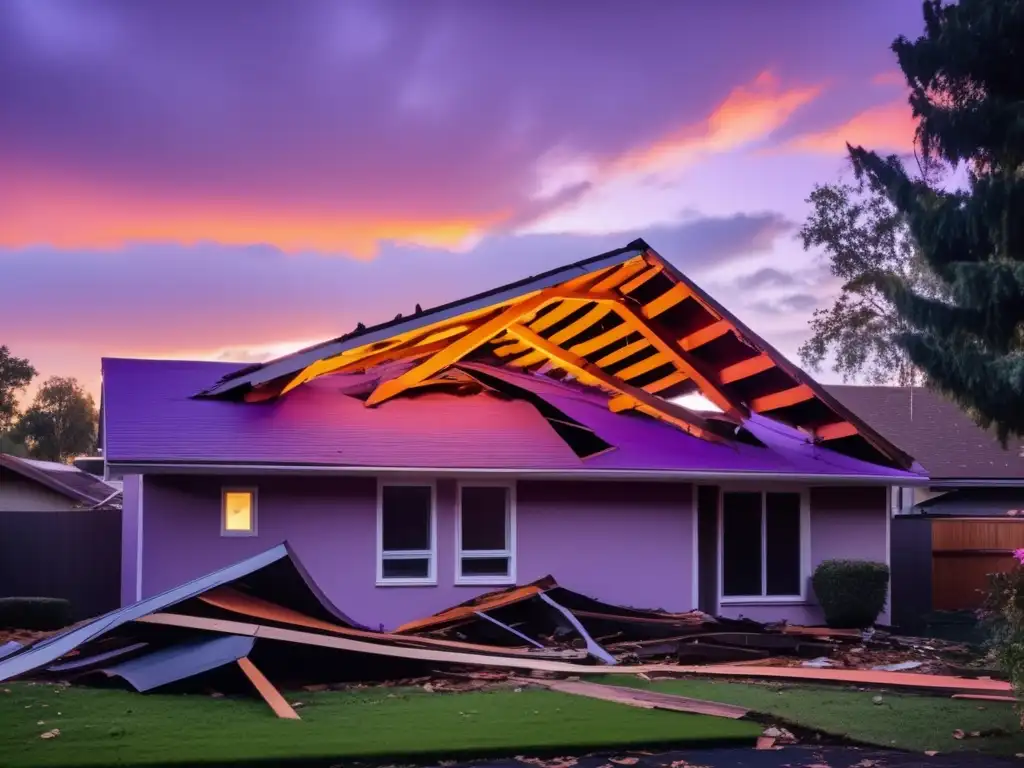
[134,476,889,629]
[137,475,695,629]
[718,485,889,625]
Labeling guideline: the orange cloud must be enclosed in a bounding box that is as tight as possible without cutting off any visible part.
[787,101,917,155]
[618,71,822,173]
[0,165,505,258]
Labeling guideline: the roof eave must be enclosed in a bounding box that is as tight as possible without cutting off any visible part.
[106,460,930,486]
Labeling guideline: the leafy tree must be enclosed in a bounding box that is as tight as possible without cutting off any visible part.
[14,377,97,462]
[0,346,36,434]
[848,0,1024,442]
[798,177,940,385]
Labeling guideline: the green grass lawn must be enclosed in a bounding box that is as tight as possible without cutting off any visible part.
[0,682,760,768]
[601,677,1024,756]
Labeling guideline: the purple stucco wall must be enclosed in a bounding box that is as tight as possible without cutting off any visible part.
[135,476,695,629]
[718,486,889,625]
[127,475,889,629]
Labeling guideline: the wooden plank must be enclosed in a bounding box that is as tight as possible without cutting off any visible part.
[566,323,634,357]
[590,257,650,292]
[236,657,301,720]
[750,384,815,413]
[136,613,1014,694]
[680,320,731,351]
[595,339,652,368]
[525,679,749,719]
[619,265,663,294]
[509,304,617,369]
[642,283,691,319]
[616,352,670,380]
[951,694,1018,702]
[719,353,775,384]
[506,323,720,440]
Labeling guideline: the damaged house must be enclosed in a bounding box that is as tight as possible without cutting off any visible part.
[100,239,926,631]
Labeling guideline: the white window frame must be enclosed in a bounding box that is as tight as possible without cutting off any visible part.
[455,480,517,586]
[221,486,258,537]
[376,479,437,586]
[718,486,810,604]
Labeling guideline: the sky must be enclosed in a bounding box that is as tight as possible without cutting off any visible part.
[0,0,927,405]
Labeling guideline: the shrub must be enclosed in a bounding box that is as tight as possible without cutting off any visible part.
[981,557,1024,702]
[812,559,889,628]
[0,597,71,630]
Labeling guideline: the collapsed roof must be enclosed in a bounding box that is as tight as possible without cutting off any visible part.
[186,239,913,470]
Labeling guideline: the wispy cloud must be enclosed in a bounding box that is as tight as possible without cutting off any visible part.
[787,101,917,155]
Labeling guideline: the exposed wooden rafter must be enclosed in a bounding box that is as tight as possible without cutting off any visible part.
[719,353,775,384]
[815,421,859,441]
[505,324,723,441]
[364,290,615,407]
[750,384,815,413]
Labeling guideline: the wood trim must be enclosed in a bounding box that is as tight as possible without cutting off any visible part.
[750,384,814,413]
[506,323,719,440]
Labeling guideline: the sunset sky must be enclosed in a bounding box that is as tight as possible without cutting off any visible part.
[0,0,926,403]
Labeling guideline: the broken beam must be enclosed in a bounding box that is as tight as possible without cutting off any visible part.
[506,323,720,440]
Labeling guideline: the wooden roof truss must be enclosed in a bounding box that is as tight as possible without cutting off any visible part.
[202,243,914,469]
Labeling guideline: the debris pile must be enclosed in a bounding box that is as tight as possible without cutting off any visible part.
[0,544,1010,720]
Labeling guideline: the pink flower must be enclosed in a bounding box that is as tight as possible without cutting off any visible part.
[1013,548,1024,564]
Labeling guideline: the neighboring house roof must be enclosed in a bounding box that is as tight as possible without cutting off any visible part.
[101,357,921,482]
[0,454,122,508]
[825,385,1024,484]
[188,239,913,470]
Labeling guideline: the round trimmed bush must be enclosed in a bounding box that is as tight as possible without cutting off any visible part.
[0,597,72,630]
[812,559,889,629]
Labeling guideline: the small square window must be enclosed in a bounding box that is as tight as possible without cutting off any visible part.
[457,483,515,585]
[222,489,256,536]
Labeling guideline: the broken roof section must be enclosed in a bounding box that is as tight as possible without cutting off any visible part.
[0,454,122,509]
[194,239,914,470]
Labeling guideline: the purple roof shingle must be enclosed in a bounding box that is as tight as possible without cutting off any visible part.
[102,357,924,481]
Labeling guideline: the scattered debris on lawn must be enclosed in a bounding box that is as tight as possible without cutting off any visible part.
[0,544,1009,721]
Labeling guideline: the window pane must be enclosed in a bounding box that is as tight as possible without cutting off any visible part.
[461,486,508,551]
[381,557,430,580]
[461,557,510,577]
[722,492,762,596]
[765,492,801,596]
[381,485,431,551]
[224,491,253,532]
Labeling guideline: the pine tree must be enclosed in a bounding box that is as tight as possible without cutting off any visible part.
[848,0,1024,443]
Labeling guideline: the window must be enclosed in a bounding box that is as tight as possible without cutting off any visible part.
[456,483,515,584]
[377,482,436,585]
[720,490,805,601]
[222,488,257,536]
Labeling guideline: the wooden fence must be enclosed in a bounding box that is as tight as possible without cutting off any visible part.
[931,517,1024,611]
[0,509,121,621]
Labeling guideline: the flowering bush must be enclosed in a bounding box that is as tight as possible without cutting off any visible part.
[981,552,1024,707]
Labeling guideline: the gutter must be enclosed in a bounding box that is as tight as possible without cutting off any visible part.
[927,479,1024,489]
[106,461,930,486]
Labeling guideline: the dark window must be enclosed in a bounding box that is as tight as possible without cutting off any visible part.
[722,492,762,597]
[380,484,433,582]
[458,485,513,581]
[722,491,802,598]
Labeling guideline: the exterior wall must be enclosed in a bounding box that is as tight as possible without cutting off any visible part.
[138,475,695,629]
[0,470,78,511]
[718,486,889,625]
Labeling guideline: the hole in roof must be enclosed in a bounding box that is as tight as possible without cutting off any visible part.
[627,271,675,306]
[673,392,721,412]
[536,302,602,340]
[581,330,644,364]
[689,332,756,369]
[724,365,796,402]
[627,362,680,390]
[568,313,627,351]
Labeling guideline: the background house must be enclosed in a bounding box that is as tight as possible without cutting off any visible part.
[828,385,1024,631]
